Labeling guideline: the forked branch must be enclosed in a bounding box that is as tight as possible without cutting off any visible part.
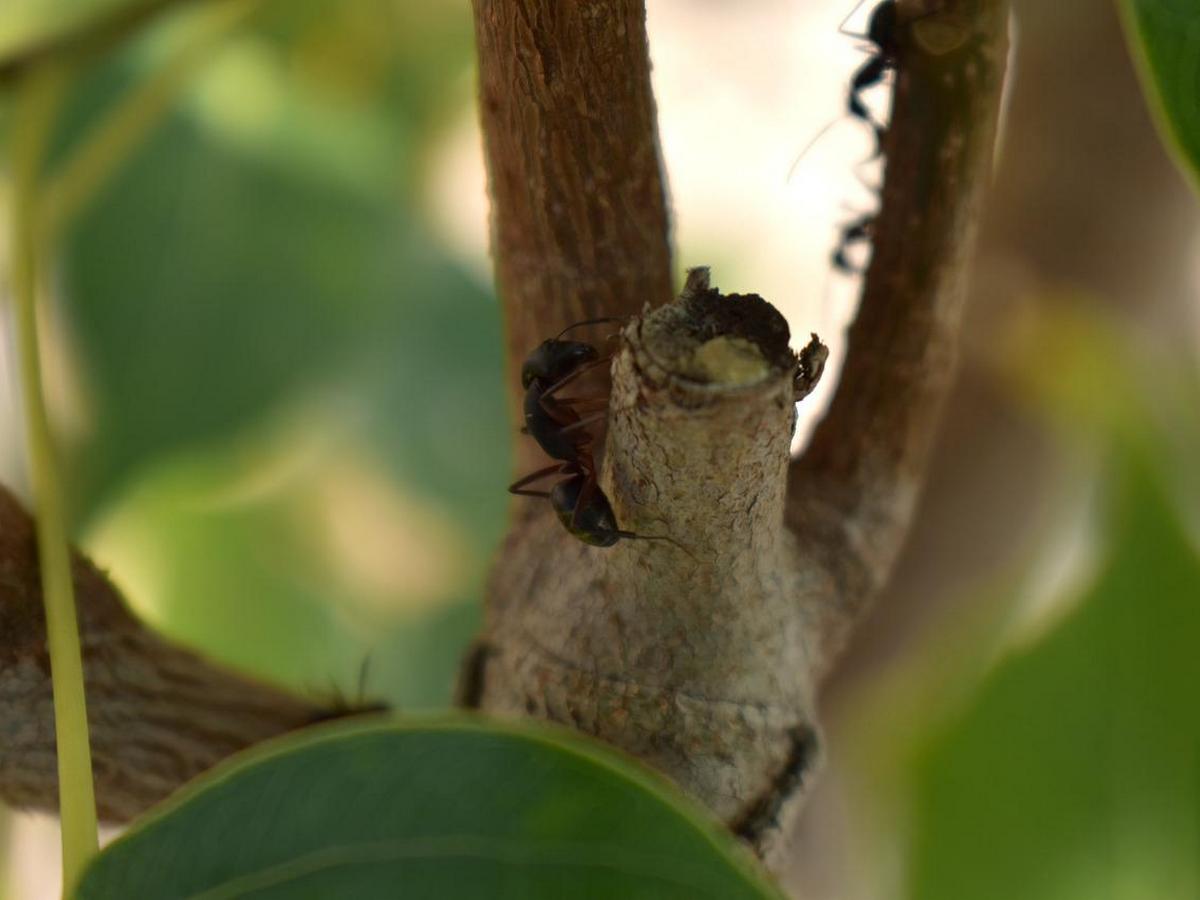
[466,0,1011,869]
[789,0,1011,666]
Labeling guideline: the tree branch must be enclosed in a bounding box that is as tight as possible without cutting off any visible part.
[465,0,1010,874]
[471,271,825,860]
[0,484,346,822]
[472,0,674,446]
[788,0,1011,666]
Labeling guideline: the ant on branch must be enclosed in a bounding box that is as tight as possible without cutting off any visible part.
[831,0,901,275]
[844,0,901,159]
[519,317,618,463]
[509,318,687,553]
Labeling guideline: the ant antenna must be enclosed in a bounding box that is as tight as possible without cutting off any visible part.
[838,0,871,40]
[786,117,841,182]
[553,316,628,341]
[354,654,373,706]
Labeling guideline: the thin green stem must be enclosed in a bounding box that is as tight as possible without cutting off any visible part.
[9,63,99,892]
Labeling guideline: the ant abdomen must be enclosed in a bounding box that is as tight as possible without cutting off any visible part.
[550,473,621,548]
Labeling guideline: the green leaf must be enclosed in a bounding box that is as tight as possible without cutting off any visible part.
[907,457,1200,900]
[55,45,507,523]
[1119,0,1200,188]
[75,719,784,900]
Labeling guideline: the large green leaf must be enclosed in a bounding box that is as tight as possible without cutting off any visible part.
[1119,0,1200,187]
[907,456,1200,899]
[76,719,784,900]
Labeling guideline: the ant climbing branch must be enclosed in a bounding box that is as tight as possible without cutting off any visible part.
[510,318,688,551]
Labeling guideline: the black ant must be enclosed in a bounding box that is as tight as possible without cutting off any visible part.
[519,317,619,464]
[510,318,689,554]
[843,0,901,159]
[830,1,902,275]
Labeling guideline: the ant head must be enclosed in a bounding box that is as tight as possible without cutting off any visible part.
[521,339,599,388]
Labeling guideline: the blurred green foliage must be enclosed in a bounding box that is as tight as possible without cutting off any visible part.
[77,719,786,899]
[900,307,1200,898]
[909,454,1200,899]
[1120,0,1200,192]
[0,0,153,64]
[5,0,508,708]
[826,306,1200,900]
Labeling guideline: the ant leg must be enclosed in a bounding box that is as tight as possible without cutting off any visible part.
[540,354,614,404]
[556,397,608,414]
[831,197,876,271]
[509,463,568,496]
[355,655,371,704]
[848,57,890,130]
[511,489,552,499]
[557,411,608,437]
[832,215,874,275]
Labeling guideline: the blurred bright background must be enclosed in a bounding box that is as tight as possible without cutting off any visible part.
[2,0,1198,898]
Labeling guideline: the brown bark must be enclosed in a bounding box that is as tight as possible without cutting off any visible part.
[0,485,346,822]
[793,7,1198,890]
[472,0,675,469]
[788,0,1011,668]
[825,0,1198,701]
[465,0,1011,868]
[471,270,825,858]
[0,0,1012,866]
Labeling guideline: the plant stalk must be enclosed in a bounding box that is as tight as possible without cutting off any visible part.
[9,62,99,892]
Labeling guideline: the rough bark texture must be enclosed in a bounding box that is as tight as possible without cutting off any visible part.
[473,0,675,471]
[466,0,1011,870]
[0,485,347,822]
[472,270,826,855]
[0,0,1013,873]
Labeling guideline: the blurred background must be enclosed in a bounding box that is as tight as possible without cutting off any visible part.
[1,0,1198,897]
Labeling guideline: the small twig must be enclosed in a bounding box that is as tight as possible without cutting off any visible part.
[471,0,674,459]
[789,0,1011,665]
[0,485,353,823]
